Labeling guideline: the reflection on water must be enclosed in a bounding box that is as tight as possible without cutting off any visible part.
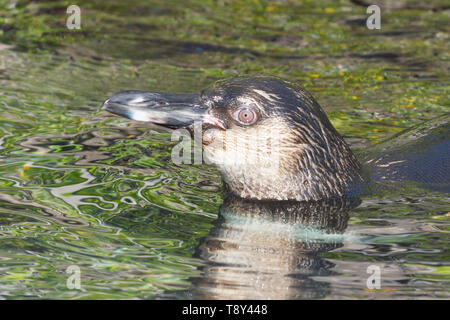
[0,0,449,300]
[193,196,359,299]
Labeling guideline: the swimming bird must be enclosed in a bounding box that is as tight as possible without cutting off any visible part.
[102,76,449,201]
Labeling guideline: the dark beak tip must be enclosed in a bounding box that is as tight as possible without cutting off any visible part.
[100,91,206,128]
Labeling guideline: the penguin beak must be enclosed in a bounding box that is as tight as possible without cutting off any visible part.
[102,90,227,130]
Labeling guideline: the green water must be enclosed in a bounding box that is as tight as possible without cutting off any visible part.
[0,0,448,299]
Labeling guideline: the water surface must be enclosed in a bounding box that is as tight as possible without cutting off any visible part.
[0,0,448,299]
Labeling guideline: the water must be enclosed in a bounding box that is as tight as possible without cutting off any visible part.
[0,0,448,299]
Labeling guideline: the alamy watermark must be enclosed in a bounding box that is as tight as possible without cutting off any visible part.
[66,5,81,30]
[169,121,283,176]
[366,265,381,289]
[66,265,81,290]
[366,5,381,30]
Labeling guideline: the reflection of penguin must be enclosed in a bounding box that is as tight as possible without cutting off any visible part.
[190,195,360,299]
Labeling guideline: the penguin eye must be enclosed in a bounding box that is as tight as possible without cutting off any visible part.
[235,108,258,125]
